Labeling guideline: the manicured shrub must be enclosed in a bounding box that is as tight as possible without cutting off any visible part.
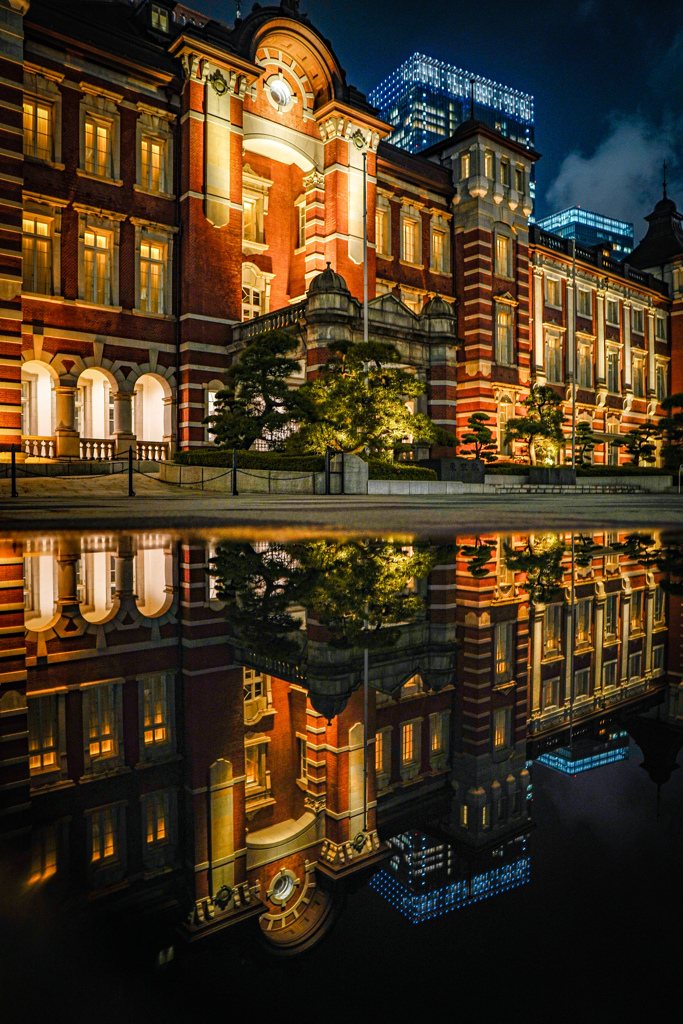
[366,459,437,480]
[174,449,325,471]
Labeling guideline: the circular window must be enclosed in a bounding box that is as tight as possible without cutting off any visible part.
[269,78,292,108]
[272,874,295,902]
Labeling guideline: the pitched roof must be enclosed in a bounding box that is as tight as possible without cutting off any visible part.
[625,194,683,270]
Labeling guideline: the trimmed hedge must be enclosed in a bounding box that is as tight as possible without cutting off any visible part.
[576,465,670,477]
[366,459,437,481]
[483,463,530,475]
[175,449,325,472]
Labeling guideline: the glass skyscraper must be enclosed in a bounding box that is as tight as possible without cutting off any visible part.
[535,207,634,256]
[368,53,535,156]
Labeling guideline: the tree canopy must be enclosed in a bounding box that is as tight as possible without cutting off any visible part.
[459,412,498,462]
[204,329,311,450]
[504,385,565,465]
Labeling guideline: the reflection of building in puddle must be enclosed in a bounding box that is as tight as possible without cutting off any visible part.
[371,830,530,924]
[537,729,629,775]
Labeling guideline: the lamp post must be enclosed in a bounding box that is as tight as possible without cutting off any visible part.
[571,239,577,469]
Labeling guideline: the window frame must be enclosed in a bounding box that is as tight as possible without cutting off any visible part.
[132,222,175,317]
[430,218,449,275]
[544,603,563,657]
[545,276,562,309]
[575,598,592,648]
[492,705,512,751]
[494,304,514,366]
[494,620,514,685]
[606,347,620,394]
[577,288,592,318]
[632,356,645,398]
[545,330,564,384]
[631,306,644,335]
[139,672,174,760]
[605,297,620,327]
[135,103,174,197]
[494,231,513,279]
[79,87,121,183]
[23,68,63,167]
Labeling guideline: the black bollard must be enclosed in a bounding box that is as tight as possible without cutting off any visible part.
[128,445,135,497]
[325,448,331,495]
[10,443,18,498]
[232,447,238,496]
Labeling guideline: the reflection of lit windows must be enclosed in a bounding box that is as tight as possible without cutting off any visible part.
[28,696,57,772]
[146,790,168,845]
[574,668,590,698]
[460,804,468,827]
[375,731,383,772]
[244,668,263,702]
[542,676,560,710]
[633,357,645,398]
[605,593,619,639]
[401,722,414,763]
[87,685,117,759]
[143,674,170,749]
[429,711,449,768]
[654,586,665,625]
[91,806,117,863]
[498,396,513,455]
[482,804,490,828]
[30,825,57,884]
[375,728,391,786]
[630,590,643,633]
[544,605,562,656]
[603,659,618,689]
[575,599,592,646]
[494,620,514,684]
[628,651,642,680]
[653,645,665,676]
[401,674,423,699]
[492,706,511,750]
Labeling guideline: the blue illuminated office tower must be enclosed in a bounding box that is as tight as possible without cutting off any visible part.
[368,53,535,155]
[535,207,634,256]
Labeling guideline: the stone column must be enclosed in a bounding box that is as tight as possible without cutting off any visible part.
[646,308,656,396]
[532,266,545,379]
[54,385,80,458]
[620,590,631,684]
[56,539,80,607]
[623,301,632,392]
[114,535,136,598]
[594,589,605,696]
[163,395,176,453]
[531,603,545,712]
[596,288,606,385]
[113,392,135,455]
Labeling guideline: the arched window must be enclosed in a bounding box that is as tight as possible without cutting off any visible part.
[241,263,270,321]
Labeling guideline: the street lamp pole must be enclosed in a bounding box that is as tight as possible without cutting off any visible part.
[571,239,577,469]
[363,148,368,345]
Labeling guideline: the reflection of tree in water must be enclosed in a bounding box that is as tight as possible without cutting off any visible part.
[209,539,443,654]
[459,538,496,578]
[503,535,566,604]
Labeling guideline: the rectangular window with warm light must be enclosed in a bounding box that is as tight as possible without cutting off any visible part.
[297,202,306,249]
[23,98,53,161]
[632,307,644,334]
[546,333,563,383]
[150,4,170,32]
[546,277,562,307]
[606,298,619,325]
[299,737,307,781]
[500,160,510,187]
[431,228,446,273]
[402,218,418,263]
[630,590,644,632]
[460,152,470,179]
[577,343,592,387]
[514,166,524,192]
[84,117,112,177]
[574,668,590,698]
[242,285,262,320]
[654,586,665,625]
[484,150,493,179]
[655,363,667,402]
[495,307,514,365]
[88,685,116,760]
[577,288,592,318]
[605,593,619,639]
[245,741,269,795]
[542,676,560,710]
[632,357,645,397]
[140,240,166,314]
[495,234,512,278]
[30,826,57,885]
[84,229,112,305]
[606,349,620,393]
[375,730,383,772]
[375,207,387,255]
[143,675,170,749]
[140,134,165,192]
[629,651,642,680]
[655,316,666,341]
[603,660,618,689]
[22,215,52,295]
[28,696,57,773]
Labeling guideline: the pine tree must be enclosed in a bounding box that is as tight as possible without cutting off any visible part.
[574,421,597,467]
[659,393,683,469]
[204,329,311,450]
[504,385,565,465]
[460,412,498,462]
[611,421,660,466]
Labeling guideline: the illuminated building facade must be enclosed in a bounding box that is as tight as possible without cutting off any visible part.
[0,0,679,467]
[535,207,634,257]
[367,53,534,156]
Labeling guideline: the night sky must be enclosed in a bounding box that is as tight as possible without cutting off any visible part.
[194,0,683,243]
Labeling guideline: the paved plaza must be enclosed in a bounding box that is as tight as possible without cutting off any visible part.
[0,474,682,536]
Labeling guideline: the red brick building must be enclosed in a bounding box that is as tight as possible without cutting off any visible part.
[0,0,678,466]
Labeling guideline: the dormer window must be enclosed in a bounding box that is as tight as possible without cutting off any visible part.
[151,4,170,32]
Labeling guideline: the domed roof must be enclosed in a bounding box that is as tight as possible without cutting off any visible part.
[624,189,683,270]
[308,689,349,723]
[308,263,350,296]
[421,293,456,318]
